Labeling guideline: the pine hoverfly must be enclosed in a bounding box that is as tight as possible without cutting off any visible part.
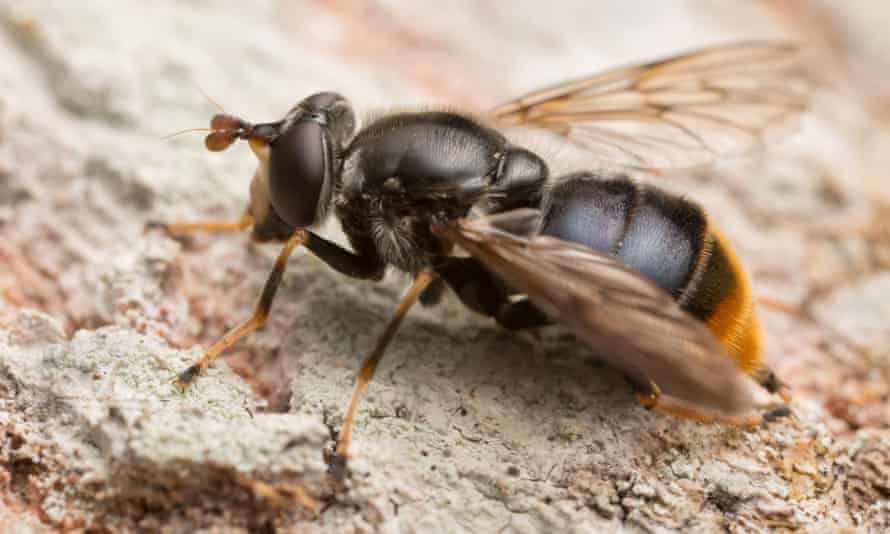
[152,41,807,472]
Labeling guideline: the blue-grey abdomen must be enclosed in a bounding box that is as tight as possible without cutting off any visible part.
[539,173,706,298]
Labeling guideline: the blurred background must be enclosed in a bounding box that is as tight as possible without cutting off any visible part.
[1,1,889,532]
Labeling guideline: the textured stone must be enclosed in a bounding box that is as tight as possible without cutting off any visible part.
[1,0,890,532]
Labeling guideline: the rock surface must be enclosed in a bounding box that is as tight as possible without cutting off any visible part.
[1,1,889,532]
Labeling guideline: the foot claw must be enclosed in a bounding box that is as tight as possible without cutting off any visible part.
[326,450,349,482]
[144,220,171,235]
[763,406,792,422]
[635,392,658,410]
[174,364,201,391]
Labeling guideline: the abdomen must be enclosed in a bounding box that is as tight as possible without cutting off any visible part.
[538,172,762,373]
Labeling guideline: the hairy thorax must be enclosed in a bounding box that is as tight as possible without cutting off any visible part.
[334,189,464,274]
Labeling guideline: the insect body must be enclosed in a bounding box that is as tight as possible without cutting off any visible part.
[158,42,805,464]
[487,173,766,377]
[439,177,783,417]
[337,111,548,274]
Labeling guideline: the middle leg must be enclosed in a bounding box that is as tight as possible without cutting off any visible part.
[334,270,437,462]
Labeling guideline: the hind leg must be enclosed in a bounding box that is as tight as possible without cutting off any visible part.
[630,378,790,426]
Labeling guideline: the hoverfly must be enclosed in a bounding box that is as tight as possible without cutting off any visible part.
[153,41,806,470]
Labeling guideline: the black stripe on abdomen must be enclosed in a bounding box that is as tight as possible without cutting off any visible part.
[682,234,737,321]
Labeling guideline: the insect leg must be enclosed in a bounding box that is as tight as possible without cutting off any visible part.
[633,381,767,426]
[147,208,253,235]
[436,257,553,330]
[174,230,308,389]
[753,365,792,402]
[304,232,386,280]
[334,270,437,460]
[495,299,553,330]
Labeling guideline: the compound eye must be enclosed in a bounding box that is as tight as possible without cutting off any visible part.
[268,120,329,228]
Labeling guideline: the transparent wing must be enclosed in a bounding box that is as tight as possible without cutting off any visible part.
[490,41,809,169]
[436,212,756,414]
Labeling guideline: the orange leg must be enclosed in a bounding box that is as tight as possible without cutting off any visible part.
[635,382,791,426]
[147,209,252,235]
[334,271,437,460]
[756,294,802,315]
[636,391,764,426]
[175,230,308,389]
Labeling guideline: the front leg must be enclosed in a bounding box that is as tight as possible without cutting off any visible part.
[305,232,386,280]
[175,230,308,388]
[175,229,384,389]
